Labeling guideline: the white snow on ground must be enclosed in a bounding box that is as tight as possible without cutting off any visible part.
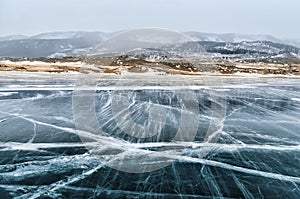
[0,60,83,67]
[47,53,68,59]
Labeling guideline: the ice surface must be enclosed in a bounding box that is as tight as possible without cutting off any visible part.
[0,76,299,198]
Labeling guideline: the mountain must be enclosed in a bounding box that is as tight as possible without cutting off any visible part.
[31,31,109,41]
[0,35,29,42]
[0,31,299,59]
[185,32,282,43]
[198,40,300,55]
[0,38,96,58]
[284,39,300,48]
[0,31,109,58]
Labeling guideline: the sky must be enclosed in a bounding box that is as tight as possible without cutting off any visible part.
[0,0,299,39]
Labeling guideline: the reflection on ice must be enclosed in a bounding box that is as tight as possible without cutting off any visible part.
[0,77,300,198]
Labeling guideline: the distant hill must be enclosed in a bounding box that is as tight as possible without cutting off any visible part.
[0,35,29,42]
[0,31,109,58]
[198,40,300,55]
[185,32,283,43]
[0,31,299,58]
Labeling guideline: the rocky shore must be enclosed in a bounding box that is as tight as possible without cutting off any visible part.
[0,56,300,76]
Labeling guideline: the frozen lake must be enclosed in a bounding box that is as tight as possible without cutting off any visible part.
[0,75,299,198]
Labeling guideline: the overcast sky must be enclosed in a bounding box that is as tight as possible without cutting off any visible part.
[0,0,299,39]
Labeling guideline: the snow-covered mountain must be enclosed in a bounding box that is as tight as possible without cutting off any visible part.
[0,31,109,58]
[185,32,282,43]
[185,32,300,49]
[0,31,299,58]
[0,34,29,42]
[198,40,300,55]
[284,39,300,48]
[31,31,109,40]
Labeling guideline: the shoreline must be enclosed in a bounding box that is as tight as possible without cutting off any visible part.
[1,57,300,78]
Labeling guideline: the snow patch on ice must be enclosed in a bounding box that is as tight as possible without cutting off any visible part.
[0,92,18,97]
[291,98,300,102]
